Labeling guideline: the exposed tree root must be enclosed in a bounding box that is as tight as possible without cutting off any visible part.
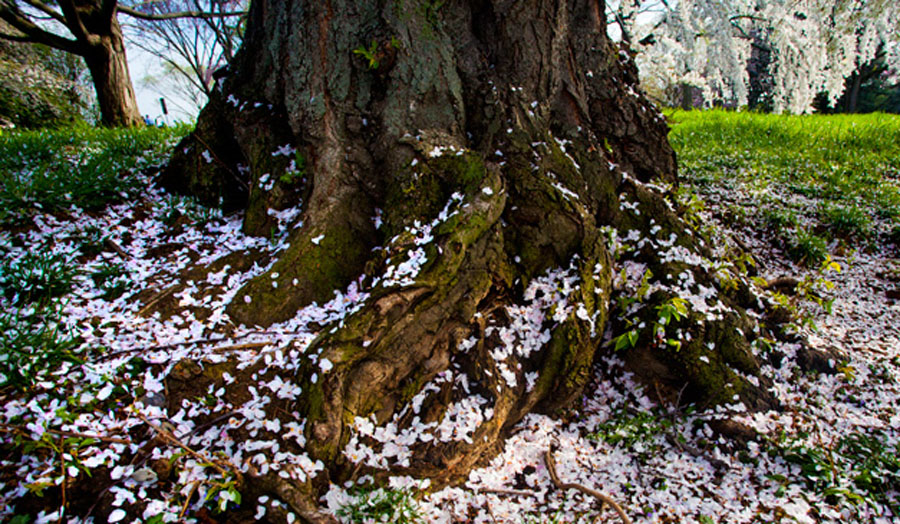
[544,446,633,524]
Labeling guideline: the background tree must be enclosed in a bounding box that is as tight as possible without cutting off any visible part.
[125,0,247,110]
[608,0,900,112]
[0,0,245,126]
[161,0,778,516]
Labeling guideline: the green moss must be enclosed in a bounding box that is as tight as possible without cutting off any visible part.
[531,250,611,411]
[303,379,327,422]
[227,207,374,326]
[384,152,486,239]
[398,374,429,407]
[0,54,87,129]
[664,312,760,406]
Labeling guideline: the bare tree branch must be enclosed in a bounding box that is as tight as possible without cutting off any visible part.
[0,4,82,53]
[21,0,66,25]
[116,4,245,21]
[0,30,32,41]
[54,0,95,45]
[544,447,633,524]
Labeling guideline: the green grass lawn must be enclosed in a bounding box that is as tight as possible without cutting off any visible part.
[0,124,190,223]
[668,109,900,264]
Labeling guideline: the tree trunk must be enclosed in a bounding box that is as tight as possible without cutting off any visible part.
[160,0,776,515]
[83,18,142,127]
[845,73,862,113]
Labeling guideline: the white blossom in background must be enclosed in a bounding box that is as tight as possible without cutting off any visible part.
[608,0,900,113]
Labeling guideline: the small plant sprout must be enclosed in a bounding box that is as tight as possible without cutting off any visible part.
[655,296,689,350]
[353,40,381,69]
[90,263,132,300]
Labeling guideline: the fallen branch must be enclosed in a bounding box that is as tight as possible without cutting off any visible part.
[212,342,273,353]
[180,480,201,518]
[544,448,632,524]
[96,332,292,361]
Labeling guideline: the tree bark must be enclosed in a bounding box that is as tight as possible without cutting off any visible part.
[845,73,861,113]
[82,16,142,127]
[160,0,776,515]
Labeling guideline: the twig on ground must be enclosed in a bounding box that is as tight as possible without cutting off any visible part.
[478,487,536,497]
[176,410,239,440]
[544,447,632,524]
[212,342,272,353]
[136,285,177,316]
[180,480,201,518]
[0,423,132,444]
[485,496,499,523]
[96,332,289,361]
[132,407,233,479]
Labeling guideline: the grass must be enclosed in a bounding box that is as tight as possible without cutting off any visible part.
[0,250,86,389]
[0,251,78,306]
[90,262,132,300]
[337,485,424,523]
[0,123,190,223]
[786,229,829,267]
[770,430,900,514]
[668,109,900,261]
[0,304,83,390]
[0,123,188,391]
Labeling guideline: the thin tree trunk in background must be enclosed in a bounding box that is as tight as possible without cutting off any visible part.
[846,73,862,113]
[83,19,142,127]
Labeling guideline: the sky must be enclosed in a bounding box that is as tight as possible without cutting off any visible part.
[127,43,202,125]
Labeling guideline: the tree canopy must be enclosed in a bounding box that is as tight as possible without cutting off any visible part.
[609,0,900,112]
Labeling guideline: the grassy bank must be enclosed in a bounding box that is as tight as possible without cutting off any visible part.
[0,124,190,224]
[669,109,900,263]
